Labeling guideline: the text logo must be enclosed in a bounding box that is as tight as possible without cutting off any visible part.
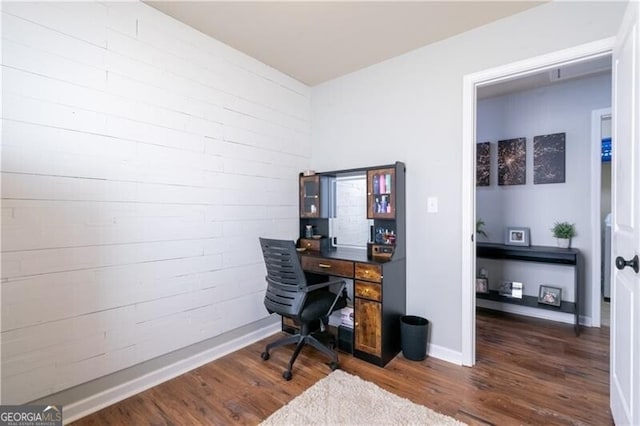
[0,405,62,426]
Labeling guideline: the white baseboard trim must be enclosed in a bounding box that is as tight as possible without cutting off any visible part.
[63,321,281,424]
[477,299,594,328]
[580,315,593,327]
[477,299,576,325]
[426,343,463,366]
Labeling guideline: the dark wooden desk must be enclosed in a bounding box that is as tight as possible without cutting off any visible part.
[476,243,581,336]
[294,247,406,367]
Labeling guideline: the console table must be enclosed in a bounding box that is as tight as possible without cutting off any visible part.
[476,242,581,336]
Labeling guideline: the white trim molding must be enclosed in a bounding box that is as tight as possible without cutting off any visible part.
[62,321,281,424]
[426,343,463,366]
[461,70,477,367]
[590,107,612,328]
[477,299,579,325]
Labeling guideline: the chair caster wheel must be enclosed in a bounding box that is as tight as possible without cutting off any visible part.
[261,351,270,361]
[283,370,292,381]
[329,361,338,371]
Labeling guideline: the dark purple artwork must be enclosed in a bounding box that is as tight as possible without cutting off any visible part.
[498,138,526,186]
[476,142,490,187]
[534,133,566,184]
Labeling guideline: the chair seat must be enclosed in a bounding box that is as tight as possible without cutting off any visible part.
[300,289,347,322]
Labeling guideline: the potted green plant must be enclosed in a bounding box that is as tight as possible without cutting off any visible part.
[551,221,576,248]
[476,218,488,239]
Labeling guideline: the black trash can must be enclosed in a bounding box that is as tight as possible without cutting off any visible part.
[400,315,429,361]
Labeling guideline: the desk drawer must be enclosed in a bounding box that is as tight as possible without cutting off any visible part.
[355,280,381,302]
[355,263,382,282]
[301,256,354,278]
[299,238,321,251]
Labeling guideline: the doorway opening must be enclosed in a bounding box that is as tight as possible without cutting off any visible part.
[461,38,616,366]
[474,60,611,327]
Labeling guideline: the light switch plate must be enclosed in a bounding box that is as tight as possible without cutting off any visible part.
[427,197,438,213]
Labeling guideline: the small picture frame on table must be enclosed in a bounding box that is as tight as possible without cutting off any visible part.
[538,285,562,307]
[505,227,530,246]
[476,278,489,294]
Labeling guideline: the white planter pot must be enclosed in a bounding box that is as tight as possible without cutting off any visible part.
[557,238,571,248]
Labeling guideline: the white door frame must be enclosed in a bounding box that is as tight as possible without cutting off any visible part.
[461,38,616,366]
[590,107,612,329]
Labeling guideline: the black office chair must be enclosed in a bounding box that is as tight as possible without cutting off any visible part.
[259,237,347,380]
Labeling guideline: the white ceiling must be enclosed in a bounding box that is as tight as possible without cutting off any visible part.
[145,1,545,86]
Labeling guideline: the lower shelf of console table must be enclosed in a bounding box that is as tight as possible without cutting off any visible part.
[476,242,581,336]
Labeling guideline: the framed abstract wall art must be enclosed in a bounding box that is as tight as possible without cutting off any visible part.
[534,132,566,184]
[476,141,491,187]
[498,137,526,185]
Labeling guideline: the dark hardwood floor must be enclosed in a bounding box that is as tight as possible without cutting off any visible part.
[73,309,611,425]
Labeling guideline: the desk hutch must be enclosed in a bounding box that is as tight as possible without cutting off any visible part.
[285,162,406,367]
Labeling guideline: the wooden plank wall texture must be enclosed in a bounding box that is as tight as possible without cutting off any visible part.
[1,1,310,404]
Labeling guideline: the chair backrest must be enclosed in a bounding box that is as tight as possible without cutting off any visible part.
[259,238,308,319]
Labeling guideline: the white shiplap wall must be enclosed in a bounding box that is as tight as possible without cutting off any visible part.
[1,1,310,404]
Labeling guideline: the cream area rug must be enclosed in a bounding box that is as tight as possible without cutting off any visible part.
[261,370,465,426]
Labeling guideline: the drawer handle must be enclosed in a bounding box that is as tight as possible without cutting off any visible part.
[318,263,331,268]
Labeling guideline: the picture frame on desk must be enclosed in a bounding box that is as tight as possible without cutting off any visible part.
[538,285,562,307]
[475,278,489,294]
[505,227,530,246]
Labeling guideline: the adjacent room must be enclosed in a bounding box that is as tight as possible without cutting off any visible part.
[471,57,615,389]
[474,58,612,331]
[1,1,637,425]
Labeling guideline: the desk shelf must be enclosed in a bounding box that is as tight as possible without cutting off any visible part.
[476,290,576,315]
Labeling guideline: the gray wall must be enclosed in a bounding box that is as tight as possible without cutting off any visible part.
[476,73,612,313]
[310,1,625,356]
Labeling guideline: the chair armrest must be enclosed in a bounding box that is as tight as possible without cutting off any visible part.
[304,279,347,319]
[303,279,346,293]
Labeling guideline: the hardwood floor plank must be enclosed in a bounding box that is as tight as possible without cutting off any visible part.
[72,309,612,425]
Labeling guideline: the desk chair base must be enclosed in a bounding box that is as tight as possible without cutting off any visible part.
[261,327,339,381]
